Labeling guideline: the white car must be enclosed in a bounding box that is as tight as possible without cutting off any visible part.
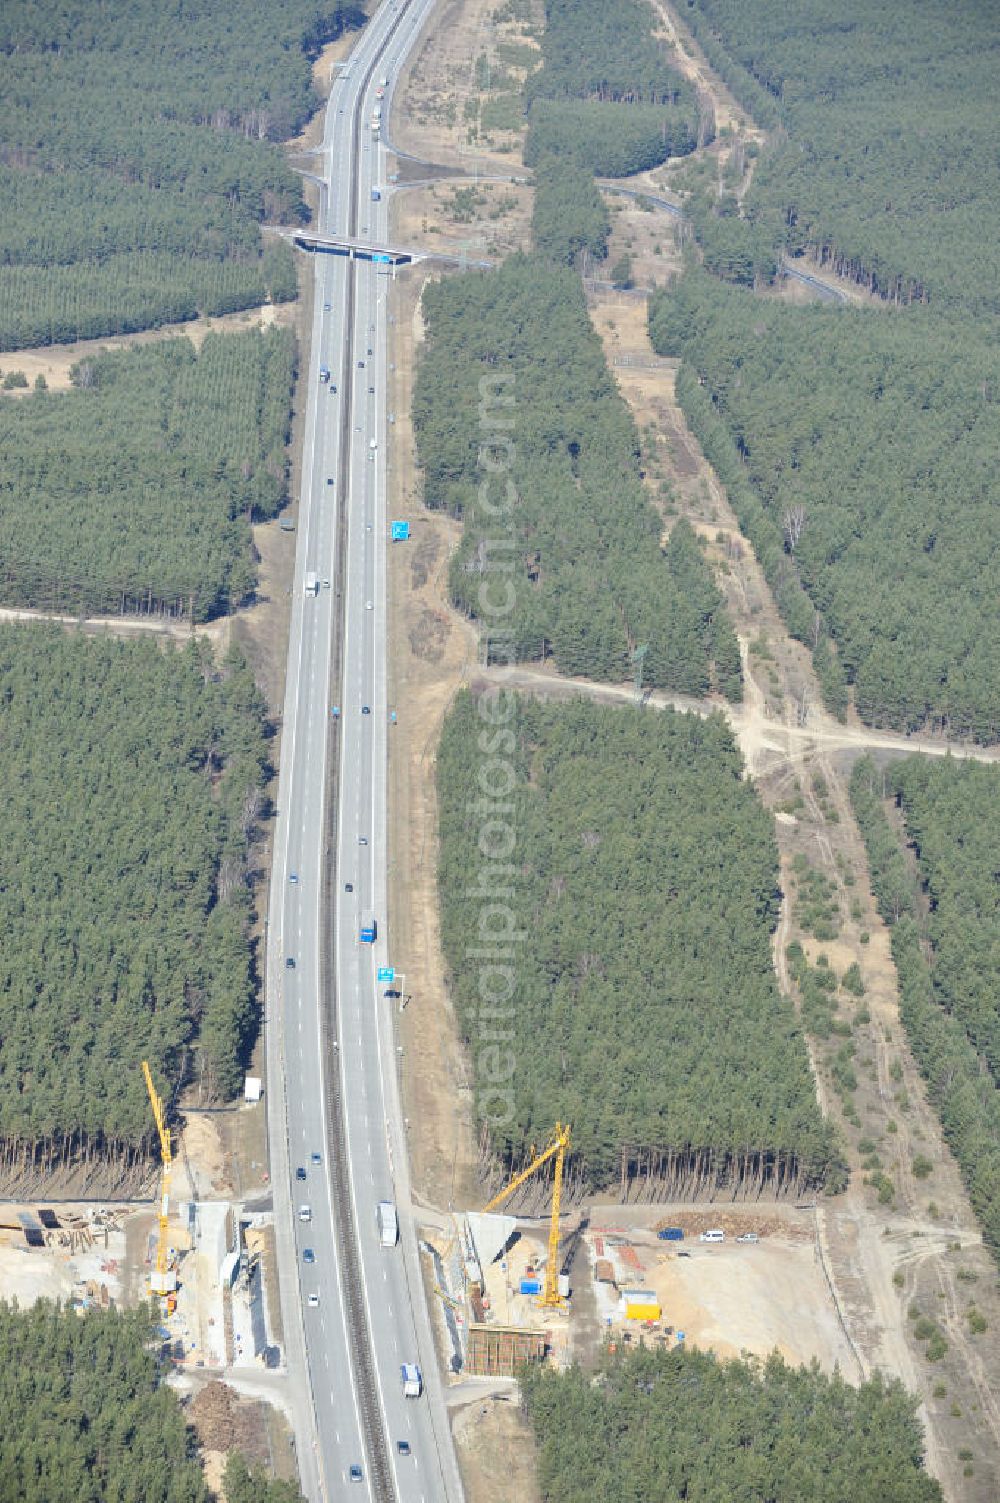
[299,1205,312,1222]
[307,1292,320,1308]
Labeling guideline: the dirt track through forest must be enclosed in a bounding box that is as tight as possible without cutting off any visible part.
[564,128,1000,1490]
[371,0,1000,1494]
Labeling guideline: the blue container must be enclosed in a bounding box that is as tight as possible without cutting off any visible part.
[658,1227,684,1241]
[519,1278,541,1295]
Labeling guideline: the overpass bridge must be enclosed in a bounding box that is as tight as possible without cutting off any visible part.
[277,226,493,270]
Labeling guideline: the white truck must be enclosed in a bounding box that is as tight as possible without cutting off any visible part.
[304,572,319,596]
[401,1363,422,1399]
[377,1200,398,1247]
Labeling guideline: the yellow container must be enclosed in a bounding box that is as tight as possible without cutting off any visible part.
[625,1302,661,1322]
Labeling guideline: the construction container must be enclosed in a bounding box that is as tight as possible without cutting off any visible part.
[657,1227,684,1241]
[622,1288,661,1321]
[557,1274,570,1299]
[594,1258,616,1285]
[519,1277,541,1296]
[625,1301,661,1321]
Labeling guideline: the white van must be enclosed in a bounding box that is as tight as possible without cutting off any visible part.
[699,1229,725,1243]
[299,1204,312,1222]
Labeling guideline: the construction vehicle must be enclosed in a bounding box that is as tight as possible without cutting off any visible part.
[483,1122,570,1308]
[141,1061,178,1297]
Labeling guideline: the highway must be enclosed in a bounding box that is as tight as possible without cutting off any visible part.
[264,2,462,1500]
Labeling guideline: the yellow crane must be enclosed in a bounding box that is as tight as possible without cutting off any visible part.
[142,1061,177,1296]
[483,1122,570,1309]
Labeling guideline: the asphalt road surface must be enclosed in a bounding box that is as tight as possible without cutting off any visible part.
[264,3,464,1500]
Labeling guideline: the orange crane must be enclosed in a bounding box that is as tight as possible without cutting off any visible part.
[483,1122,570,1308]
[141,1061,177,1297]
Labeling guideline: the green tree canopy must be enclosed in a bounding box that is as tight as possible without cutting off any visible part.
[0,627,268,1155]
[438,691,833,1191]
[521,1345,942,1503]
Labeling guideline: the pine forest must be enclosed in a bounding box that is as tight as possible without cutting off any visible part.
[0,0,366,349]
[0,1301,304,1503]
[524,0,703,264]
[648,0,1000,740]
[682,0,1000,318]
[0,327,296,621]
[437,691,833,1193]
[648,275,1000,740]
[0,1302,209,1503]
[414,256,742,701]
[851,756,1000,1264]
[0,628,268,1166]
[521,1346,943,1503]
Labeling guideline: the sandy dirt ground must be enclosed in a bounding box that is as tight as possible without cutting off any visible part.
[384,258,481,1214]
[598,193,685,293]
[179,1114,234,1201]
[0,302,296,396]
[590,1209,857,1374]
[0,1206,127,1308]
[393,176,534,264]
[463,1202,857,1377]
[392,0,540,173]
[451,1397,541,1503]
[188,1377,298,1487]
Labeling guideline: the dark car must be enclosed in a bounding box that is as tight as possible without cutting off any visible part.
[361,705,371,715]
[289,871,298,883]
[345,882,354,892]
[357,360,365,369]
[285,956,295,969]
[295,1166,306,1182]
[330,384,337,393]
[326,477,334,486]
[311,1151,322,1166]
[367,346,373,355]
[368,385,375,394]
[323,302,332,310]
[397,1441,411,1457]
[302,1248,315,1265]
[349,1465,363,1484]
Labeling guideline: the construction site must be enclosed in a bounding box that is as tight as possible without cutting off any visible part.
[0,1094,856,1395]
[0,1063,281,1383]
[419,1124,857,1382]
